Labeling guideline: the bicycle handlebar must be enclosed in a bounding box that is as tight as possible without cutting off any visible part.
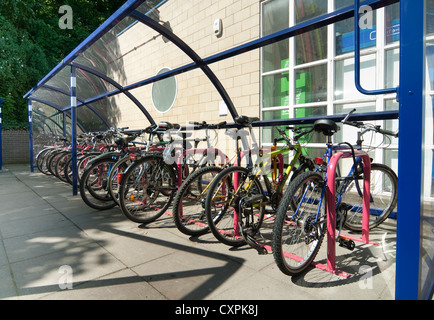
[188,121,227,129]
[341,108,399,138]
[274,126,315,147]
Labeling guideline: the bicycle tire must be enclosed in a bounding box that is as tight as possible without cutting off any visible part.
[79,158,118,210]
[47,150,63,176]
[54,152,70,182]
[107,155,132,204]
[172,165,223,236]
[272,171,326,276]
[36,147,54,174]
[118,153,176,223]
[342,163,398,231]
[205,166,265,247]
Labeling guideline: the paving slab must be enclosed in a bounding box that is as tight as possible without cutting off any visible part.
[0,164,398,301]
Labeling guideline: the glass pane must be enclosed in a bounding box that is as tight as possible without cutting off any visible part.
[334,102,376,147]
[295,0,327,23]
[384,100,399,146]
[427,0,434,36]
[335,18,376,55]
[335,0,377,55]
[295,105,327,143]
[262,109,289,144]
[262,72,289,108]
[300,147,326,159]
[295,64,327,104]
[262,0,289,72]
[427,42,434,91]
[335,0,353,10]
[334,54,376,100]
[295,26,327,65]
[385,2,400,44]
[385,48,399,89]
[152,67,177,113]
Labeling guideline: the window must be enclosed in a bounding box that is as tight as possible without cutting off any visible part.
[260,0,401,178]
[262,0,289,73]
[334,54,376,100]
[295,65,327,104]
[152,67,177,113]
[295,0,327,64]
[335,0,377,55]
[385,3,400,44]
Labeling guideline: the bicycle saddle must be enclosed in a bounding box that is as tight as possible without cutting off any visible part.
[235,116,260,126]
[313,119,339,136]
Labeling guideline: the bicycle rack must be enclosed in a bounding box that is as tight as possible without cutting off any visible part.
[324,150,380,277]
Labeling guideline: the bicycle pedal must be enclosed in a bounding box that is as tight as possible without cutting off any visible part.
[338,237,355,251]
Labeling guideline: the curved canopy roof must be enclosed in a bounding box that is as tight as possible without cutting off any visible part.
[25,0,399,134]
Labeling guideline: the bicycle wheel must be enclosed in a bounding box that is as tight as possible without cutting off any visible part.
[54,152,70,182]
[341,163,398,231]
[205,166,265,247]
[272,171,326,276]
[40,148,58,175]
[36,147,53,174]
[118,154,176,223]
[47,150,63,176]
[172,165,223,236]
[107,155,132,204]
[79,158,117,210]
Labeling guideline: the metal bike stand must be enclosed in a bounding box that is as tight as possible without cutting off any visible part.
[325,150,380,277]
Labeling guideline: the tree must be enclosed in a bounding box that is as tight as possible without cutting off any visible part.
[0,0,126,129]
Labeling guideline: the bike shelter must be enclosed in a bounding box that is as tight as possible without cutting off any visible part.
[23,0,431,299]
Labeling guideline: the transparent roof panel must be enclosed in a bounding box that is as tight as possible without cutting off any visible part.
[25,0,267,134]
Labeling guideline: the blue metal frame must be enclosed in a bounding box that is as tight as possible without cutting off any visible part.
[70,66,78,196]
[28,100,34,172]
[354,0,398,96]
[395,0,425,300]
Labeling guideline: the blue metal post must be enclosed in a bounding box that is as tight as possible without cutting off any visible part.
[28,100,34,172]
[0,98,3,171]
[70,66,78,196]
[63,112,66,138]
[395,0,425,300]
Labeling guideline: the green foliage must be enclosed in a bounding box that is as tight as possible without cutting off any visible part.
[0,0,126,129]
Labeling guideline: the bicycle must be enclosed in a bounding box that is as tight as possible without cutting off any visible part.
[171,121,231,236]
[79,125,168,210]
[272,111,398,276]
[204,116,314,253]
[117,121,228,224]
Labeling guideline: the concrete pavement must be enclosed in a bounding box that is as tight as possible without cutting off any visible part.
[0,164,397,300]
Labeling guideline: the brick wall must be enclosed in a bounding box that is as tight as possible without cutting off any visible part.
[1,130,30,164]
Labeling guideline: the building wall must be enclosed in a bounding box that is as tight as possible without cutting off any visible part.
[1,130,30,164]
[112,0,261,130]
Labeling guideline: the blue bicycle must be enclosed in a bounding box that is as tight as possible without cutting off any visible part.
[272,110,398,276]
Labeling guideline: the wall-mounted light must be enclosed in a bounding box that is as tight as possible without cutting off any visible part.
[213,18,222,37]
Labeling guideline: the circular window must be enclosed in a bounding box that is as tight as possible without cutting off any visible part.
[152,67,177,113]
